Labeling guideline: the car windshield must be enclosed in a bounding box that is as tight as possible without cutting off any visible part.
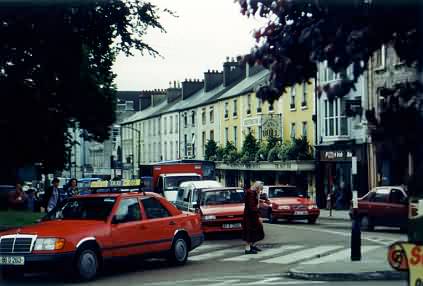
[268,187,299,198]
[164,176,200,190]
[200,189,244,205]
[45,197,116,221]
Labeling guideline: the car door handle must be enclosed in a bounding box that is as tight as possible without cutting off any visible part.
[169,221,176,226]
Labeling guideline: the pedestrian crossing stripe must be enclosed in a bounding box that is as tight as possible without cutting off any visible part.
[189,244,382,265]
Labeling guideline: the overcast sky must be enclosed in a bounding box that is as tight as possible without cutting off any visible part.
[112,0,264,91]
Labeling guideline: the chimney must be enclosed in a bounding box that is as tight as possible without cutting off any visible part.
[151,89,167,106]
[182,78,204,99]
[166,82,182,103]
[246,63,265,77]
[204,70,223,92]
[139,90,152,111]
[223,57,246,87]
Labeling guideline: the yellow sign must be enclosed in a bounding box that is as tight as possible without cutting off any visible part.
[89,180,109,188]
[388,241,423,285]
[122,179,141,187]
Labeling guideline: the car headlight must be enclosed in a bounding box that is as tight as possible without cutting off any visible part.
[278,205,291,210]
[34,238,65,251]
[202,215,216,221]
[308,205,317,210]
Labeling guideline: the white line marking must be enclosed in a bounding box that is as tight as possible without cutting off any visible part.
[261,245,343,264]
[190,248,240,261]
[190,243,228,254]
[301,245,381,264]
[222,245,303,262]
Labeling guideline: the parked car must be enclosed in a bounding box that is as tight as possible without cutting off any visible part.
[0,192,203,281]
[0,185,15,210]
[259,185,320,224]
[352,186,408,231]
[174,180,223,212]
[196,187,245,233]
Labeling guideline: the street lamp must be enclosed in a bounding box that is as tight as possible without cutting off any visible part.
[114,124,141,178]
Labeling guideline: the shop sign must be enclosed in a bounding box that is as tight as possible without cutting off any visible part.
[243,117,261,127]
[320,150,353,161]
[262,117,281,138]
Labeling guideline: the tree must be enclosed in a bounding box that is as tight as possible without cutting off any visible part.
[223,142,241,164]
[238,0,423,238]
[0,1,167,182]
[205,139,218,161]
[240,133,259,164]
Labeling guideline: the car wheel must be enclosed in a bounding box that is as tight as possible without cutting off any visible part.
[360,216,374,231]
[308,217,317,224]
[169,236,188,266]
[268,210,277,224]
[75,248,99,281]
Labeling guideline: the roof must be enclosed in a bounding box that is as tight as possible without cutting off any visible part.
[161,173,201,177]
[117,91,141,111]
[264,185,297,188]
[179,180,223,189]
[74,192,160,199]
[201,187,244,192]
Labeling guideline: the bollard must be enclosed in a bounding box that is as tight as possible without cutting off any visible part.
[351,208,361,261]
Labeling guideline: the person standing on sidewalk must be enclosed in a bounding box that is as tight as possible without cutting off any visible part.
[8,183,28,210]
[242,180,265,254]
[65,178,78,198]
[44,178,61,212]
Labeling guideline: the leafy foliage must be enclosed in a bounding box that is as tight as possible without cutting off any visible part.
[0,1,166,179]
[222,142,241,164]
[240,133,259,164]
[204,139,218,161]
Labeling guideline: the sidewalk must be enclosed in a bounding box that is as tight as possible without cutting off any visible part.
[319,209,351,221]
[285,245,407,281]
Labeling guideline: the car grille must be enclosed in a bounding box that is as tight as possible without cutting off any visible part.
[292,205,307,210]
[0,235,35,254]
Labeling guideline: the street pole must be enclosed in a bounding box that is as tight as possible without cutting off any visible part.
[137,128,141,178]
[351,156,361,261]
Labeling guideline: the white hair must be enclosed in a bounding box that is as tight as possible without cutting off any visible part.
[252,181,264,190]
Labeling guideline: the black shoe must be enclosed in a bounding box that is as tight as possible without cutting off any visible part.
[251,245,262,252]
[245,249,258,254]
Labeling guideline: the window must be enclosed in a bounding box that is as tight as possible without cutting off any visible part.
[225,127,229,144]
[175,115,178,133]
[202,108,206,125]
[184,134,188,156]
[170,141,173,159]
[233,99,238,117]
[370,190,389,203]
[164,117,167,134]
[233,126,238,146]
[141,197,170,219]
[302,122,307,138]
[324,99,348,137]
[375,45,386,69]
[210,130,214,141]
[290,123,296,140]
[210,107,214,123]
[202,131,206,155]
[224,102,229,119]
[257,97,262,113]
[247,94,252,114]
[157,118,161,135]
[390,189,406,204]
[176,140,179,159]
[192,133,195,157]
[302,82,307,107]
[164,142,167,160]
[184,112,188,128]
[115,198,141,223]
[191,111,196,127]
[170,117,173,134]
[290,86,296,109]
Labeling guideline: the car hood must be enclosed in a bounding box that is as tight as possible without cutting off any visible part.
[200,203,244,216]
[0,220,108,237]
[269,197,313,205]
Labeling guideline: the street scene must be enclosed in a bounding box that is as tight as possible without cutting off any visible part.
[1,0,423,285]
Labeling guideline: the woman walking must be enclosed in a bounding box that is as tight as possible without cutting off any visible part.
[242,181,265,254]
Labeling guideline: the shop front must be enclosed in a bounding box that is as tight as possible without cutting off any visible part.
[315,143,369,209]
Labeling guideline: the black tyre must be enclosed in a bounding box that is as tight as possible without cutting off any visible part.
[74,248,99,281]
[169,236,189,266]
[360,215,374,231]
[308,217,317,224]
[268,210,277,224]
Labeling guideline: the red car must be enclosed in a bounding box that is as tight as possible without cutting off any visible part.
[0,192,203,281]
[196,187,245,233]
[353,186,408,231]
[259,185,320,224]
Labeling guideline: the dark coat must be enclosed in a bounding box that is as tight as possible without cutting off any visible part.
[242,188,265,243]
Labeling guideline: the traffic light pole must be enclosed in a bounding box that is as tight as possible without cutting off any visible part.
[351,156,361,261]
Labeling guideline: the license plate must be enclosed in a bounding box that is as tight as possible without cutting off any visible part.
[294,211,308,215]
[0,256,25,265]
[222,223,242,229]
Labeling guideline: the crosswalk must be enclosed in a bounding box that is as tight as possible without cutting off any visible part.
[189,243,382,265]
